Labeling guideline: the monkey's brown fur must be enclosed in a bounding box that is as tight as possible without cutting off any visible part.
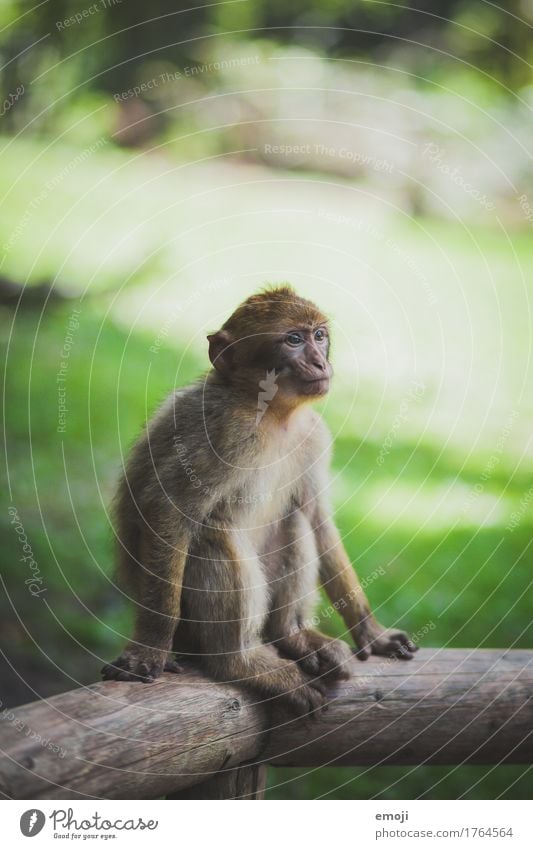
[102,285,417,715]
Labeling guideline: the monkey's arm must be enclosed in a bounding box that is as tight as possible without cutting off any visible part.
[314,512,417,660]
[102,524,191,682]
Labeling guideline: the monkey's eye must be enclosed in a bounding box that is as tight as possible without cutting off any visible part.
[286,332,303,346]
[314,328,327,342]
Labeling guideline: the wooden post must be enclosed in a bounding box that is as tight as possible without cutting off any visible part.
[168,764,267,799]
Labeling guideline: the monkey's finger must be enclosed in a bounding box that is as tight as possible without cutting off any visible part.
[134,670,156,683]
[284,690,318,718]
[320,660,351,681]
[354,645,371,661]
[307,678,328,697]
[117,671,136,682]
[305,688,328,718]
[316,643,351,680]
[385,638,405,655]
[291,678,328,718]
[101,662,126,680]
[396,648,415,660]
[387,639,415,660]
[328,666,350,681]
[298,653,321,676]
[394,632,418,653]
[164,660,184,674]
[129,664,149,682]
[371,638,401,658]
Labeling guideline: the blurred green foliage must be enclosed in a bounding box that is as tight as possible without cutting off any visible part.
[2,0,532,108]
[2,0,533,145]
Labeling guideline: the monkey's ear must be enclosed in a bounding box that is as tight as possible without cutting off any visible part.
[207,330,233,375]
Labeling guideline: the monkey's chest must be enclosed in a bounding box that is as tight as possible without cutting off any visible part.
[224,465,293,539]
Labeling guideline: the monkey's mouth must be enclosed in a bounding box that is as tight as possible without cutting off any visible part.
[300,377,330,395]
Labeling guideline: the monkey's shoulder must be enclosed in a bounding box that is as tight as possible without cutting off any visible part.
[147,382,259,467]
[149,381,217,432]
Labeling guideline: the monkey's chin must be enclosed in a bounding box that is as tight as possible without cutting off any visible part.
[299,378,330,397]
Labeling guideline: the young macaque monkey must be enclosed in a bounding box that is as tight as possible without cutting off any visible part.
[102,286,417,715]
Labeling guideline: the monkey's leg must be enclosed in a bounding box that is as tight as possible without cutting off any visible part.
[315,515,417,660]
[263,511,352,681]
[182,522,327,717]
[102,527,189,682]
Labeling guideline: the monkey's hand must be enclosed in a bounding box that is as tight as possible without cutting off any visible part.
[101,646,183,683]
[353,622,418,661]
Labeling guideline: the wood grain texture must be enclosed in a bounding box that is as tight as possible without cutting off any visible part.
[265,648,533,768]
[0,664,268,800]
[0,650,531,799]
[168,764,267,799]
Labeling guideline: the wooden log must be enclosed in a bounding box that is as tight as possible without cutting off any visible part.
[0,649,531,799]
[0,666,268,800]
[265,648,533,768]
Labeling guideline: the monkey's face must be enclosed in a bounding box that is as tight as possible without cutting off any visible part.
[207,288,332,406]
[272,324,332,398]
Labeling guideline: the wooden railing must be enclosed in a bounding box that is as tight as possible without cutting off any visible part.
[1,649,531,799]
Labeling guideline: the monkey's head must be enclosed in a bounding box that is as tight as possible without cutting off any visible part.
[207,286,332,407]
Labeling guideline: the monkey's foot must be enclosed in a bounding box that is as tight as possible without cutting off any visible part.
[298,640,352,680]
[279,677,328,718]
[101,648,183,683]
[278,630,352,681]
[354,625,418,661]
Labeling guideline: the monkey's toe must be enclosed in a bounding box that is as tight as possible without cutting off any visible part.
[297,653,321,676]
[101,652,165,683]
[286,681,327,718]
[317,641,352,679]
[298,640,351,680]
